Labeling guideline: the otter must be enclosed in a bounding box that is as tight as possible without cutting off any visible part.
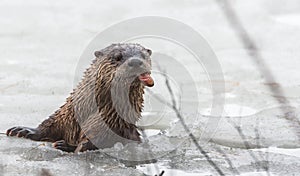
[6,43,154,152]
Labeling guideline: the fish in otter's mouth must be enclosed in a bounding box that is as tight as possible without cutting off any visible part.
[139,72,154,87]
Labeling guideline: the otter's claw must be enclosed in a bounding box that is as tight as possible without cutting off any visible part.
[53,140,77,152]
[6,126,41,140]
[6,126,22,136]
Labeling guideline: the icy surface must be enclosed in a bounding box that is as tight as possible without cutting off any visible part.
[1,0,300,175]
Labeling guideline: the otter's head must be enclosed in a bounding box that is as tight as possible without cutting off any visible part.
[93,43,153,123]
[94,43,154,88]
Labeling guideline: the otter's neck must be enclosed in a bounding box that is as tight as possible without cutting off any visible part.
[106,77,144,125]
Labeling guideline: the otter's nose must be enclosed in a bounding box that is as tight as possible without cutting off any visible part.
[128,58,143,67]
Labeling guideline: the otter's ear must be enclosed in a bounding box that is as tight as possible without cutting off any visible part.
[146,49,152,56]
[94,51,103,58]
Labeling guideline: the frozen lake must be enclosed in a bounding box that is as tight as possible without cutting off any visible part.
[1,0,300,175]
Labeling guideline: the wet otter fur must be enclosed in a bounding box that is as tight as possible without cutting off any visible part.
[6,43,154,152]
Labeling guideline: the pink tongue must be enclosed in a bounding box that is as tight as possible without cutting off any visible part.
[139,73,154,87]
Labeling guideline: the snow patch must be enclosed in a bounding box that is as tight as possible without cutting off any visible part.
[273,14,300,27]
[201,104,257,117]
[136,164,211,176]
[253,147,300,158]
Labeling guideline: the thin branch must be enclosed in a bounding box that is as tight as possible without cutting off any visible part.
[215,0,300,136]
[154,170,165,176]
[147,70,226,175]
[165,75,177,110]
[213,145,240,175]
[255,117,270,175]
[214,1,296,174]
[226,117,266,172]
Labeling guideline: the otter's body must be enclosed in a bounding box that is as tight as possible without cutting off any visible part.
[7,43,154,152]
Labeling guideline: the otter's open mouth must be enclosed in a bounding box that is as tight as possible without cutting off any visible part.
[139,73,154,87]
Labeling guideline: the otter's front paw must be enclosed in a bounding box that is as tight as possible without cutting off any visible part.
[6,127,41,141]
[74,140,98,153]
[52,140,77,152]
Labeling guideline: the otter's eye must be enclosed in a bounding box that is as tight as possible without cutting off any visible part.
[113,52,123,61]
[146,49,152,56]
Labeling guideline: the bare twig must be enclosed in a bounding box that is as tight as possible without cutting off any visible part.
[215,0,300,134]
[254,116,262,149]
[164,73,225,175]
[213,145,240,175]
[255,117,270,176]
[226,116,271,173]
[147,70,225,175]
[154,170,165,176]
[226,117,262,171]
[214,0,298,174]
